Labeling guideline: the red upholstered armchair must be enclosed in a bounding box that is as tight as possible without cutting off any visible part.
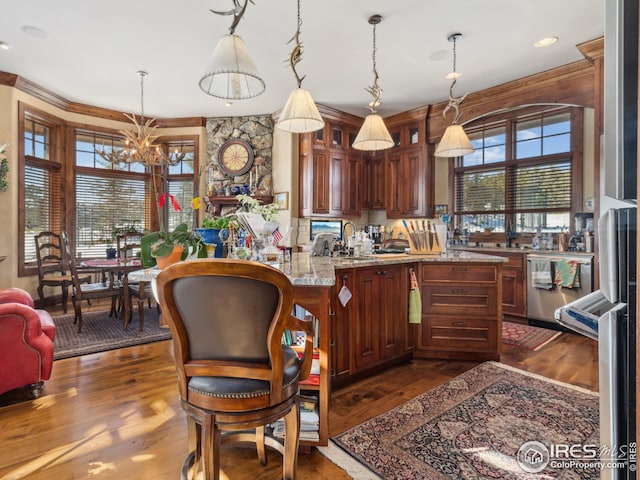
[0,288,56,398]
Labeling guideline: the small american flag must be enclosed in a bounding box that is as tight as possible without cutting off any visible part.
[272,228,283,244]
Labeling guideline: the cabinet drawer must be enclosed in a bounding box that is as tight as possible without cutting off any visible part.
[421,264,498,283]
[499,253,525,269]
[420,316,498,352]
[422,285,497,316]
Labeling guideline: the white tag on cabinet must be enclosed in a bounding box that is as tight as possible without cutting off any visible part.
[338,285,352,307]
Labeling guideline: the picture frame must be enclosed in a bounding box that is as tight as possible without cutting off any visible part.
[274,191,289,210]
[435,204,448,215]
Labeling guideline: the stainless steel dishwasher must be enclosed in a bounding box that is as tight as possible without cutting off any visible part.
[526,253,594,327]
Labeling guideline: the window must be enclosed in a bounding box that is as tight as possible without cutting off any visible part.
[165,140,196,231]
[74,131,196,257]
[19,104,63,275]
[453,106,581,235]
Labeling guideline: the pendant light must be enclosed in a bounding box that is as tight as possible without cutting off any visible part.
[352,15,394,151]
[199,0,265,100]
[277,0,324,133]
[434,33,475,157]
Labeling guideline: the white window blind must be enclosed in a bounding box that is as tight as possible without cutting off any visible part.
[75,173,148,258]
[24,162,61,263]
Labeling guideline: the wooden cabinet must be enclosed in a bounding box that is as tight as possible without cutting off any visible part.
[330,263,414,388]
[353,264,407,370]
[362,153,385,210]
[498,252,527,320]
[415,262,502,361]
[298,108,364,218]
[386,147,428,218]
[331,269,355,384]
[328,150,362,217]
[383,107,433,219]
[471,249,527,321]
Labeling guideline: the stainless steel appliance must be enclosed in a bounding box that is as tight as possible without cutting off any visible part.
[555,208,637,479]
[526,253,593,327]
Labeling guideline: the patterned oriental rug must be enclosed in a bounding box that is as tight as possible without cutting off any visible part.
[502,321,563,351]
[52,308,171,360]
[327,362,599,480]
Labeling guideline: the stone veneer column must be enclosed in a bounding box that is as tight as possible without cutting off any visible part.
[205,115,273,202]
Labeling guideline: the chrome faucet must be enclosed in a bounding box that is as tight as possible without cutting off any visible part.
[342,221,356,255]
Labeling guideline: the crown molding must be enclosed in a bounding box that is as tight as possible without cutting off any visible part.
[0,71,206,127]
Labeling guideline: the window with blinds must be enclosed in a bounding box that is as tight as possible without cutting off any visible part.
[74,132,196,257]
[22,114,62,266]
[453,107,579,234]
[75,172,148,258]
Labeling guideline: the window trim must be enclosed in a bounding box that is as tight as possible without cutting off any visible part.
[18,102,66,277]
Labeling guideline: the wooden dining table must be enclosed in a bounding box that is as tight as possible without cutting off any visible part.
[79,258,143,329]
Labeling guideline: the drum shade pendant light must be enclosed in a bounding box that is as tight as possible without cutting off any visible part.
[277,0,324,133]
[435,33,474,157]
[199,0,265,100]
[352,15,393,151]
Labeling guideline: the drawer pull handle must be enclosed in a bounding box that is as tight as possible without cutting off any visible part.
[452,321,466,327]
[451,288,468,294]
[452,267,468,272]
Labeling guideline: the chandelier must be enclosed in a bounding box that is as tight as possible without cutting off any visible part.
[434,33,474,158]
[352,15,394,151]
[97,71,185,167]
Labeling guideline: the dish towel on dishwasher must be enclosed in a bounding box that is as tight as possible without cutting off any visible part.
[554,259,581,288]
[530,258,553,289]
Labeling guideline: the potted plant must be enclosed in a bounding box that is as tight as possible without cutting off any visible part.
[195,215,236,258]
[105,244,117,259]
[141,223,206,268]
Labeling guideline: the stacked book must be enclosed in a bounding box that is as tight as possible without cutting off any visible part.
[272,395,319,442]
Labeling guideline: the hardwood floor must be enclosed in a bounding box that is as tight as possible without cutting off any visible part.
[0,302,598,480]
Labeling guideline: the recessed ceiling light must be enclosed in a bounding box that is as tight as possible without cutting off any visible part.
[225,102,233,107]
[21,25,49,40]
[534,36,558,48]
[446,71,462,80]
[0,41,12,50]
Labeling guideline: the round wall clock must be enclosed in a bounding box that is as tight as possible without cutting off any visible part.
[218,139,254,176]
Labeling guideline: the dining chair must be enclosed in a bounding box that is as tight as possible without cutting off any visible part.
[126,280,158,331]
[61,231,123,333]
[34,231,91,313]
[116,231,156,330]
[156,259,314,480]
[116,231,143,261]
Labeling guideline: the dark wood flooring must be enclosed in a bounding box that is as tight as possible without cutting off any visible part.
[0,299,598,479]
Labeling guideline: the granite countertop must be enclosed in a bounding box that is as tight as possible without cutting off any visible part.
[128,250,506,288]
[127,254,337,287]
[329,250,507,269]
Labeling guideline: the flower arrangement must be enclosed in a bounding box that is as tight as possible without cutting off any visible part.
[0,142,8,192]
[235,194,279,221]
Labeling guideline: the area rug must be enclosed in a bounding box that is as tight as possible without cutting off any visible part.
[328,362,599,479]
[502,321,562,351]
[52,308,171,360]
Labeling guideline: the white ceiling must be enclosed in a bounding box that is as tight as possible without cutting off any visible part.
[0,0,603,120]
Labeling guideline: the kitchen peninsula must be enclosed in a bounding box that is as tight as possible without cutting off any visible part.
[275,250,505,446]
